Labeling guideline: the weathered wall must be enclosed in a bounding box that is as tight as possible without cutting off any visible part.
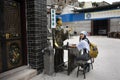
[110,18,120,32]
[63,20,91,34]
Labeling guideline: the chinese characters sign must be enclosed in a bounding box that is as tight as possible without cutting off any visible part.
[85,9,120,19]
[51,9,56,28]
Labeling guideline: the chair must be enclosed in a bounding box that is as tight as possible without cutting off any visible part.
[75,49,94,79]
[76,60,90,79]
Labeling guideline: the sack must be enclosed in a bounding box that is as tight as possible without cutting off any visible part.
[89,43,98,58]
[76,51,90,61]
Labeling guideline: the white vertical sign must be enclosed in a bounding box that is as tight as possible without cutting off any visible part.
[51,9,56,28]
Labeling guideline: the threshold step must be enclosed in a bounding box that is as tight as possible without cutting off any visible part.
[0,66,37,80]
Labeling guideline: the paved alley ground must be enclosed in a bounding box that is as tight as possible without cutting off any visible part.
[31,36,120,80]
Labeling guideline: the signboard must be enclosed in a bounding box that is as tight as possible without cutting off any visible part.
[85,9,120,19]
[51,9,56,28]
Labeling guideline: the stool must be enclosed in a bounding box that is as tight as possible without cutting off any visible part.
[90,58,94,69]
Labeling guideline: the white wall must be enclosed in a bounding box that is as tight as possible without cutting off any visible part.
[110,18,120,32]
[63,20,91,34]
[62,5,74,14]
[47,0,54,5]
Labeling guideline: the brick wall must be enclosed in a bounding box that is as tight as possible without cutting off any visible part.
[26,0,47,73]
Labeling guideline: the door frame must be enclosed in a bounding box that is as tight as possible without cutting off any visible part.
[20,0,27,65]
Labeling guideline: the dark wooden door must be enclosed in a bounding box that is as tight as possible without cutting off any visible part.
[0,0,24,73]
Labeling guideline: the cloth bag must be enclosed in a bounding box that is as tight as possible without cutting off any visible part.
[76,49,90,61]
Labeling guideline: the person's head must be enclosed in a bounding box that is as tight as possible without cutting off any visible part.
[80,31,87,39]
[56,17,61,21]
[56,17,62,26]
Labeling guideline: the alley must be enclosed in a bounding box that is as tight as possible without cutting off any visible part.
[31,36,120,80]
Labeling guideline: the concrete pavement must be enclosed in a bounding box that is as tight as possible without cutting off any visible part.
[31,36,120,80]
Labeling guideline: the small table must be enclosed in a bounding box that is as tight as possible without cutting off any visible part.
[67,46,79,75]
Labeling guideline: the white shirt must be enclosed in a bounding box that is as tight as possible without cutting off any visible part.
[76,40,90,52]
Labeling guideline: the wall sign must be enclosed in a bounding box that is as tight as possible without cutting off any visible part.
[51,9,56,28]
[85,9,120,19]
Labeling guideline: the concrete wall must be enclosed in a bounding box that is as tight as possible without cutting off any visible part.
[63,20,91,34]
[62,18,120,35]
[110,18,120,32]
[47,0,53,5]
[53,0,71,4]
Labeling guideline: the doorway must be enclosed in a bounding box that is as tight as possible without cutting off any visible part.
[92,19,110,35]
[0,0,27,73]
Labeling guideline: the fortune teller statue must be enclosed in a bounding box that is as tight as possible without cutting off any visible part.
[53,17,68,72]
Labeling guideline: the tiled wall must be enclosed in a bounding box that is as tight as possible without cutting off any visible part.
[26,0,47,73]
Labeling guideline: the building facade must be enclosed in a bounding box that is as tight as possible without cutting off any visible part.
[57,3,120,35]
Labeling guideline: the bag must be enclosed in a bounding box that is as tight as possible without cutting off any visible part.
[76,50,90,61]
[89,43,98,58]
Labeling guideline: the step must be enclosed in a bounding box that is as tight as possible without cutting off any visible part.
[0,66,37,80]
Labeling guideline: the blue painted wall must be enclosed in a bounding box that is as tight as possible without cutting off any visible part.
[56,13,85,22]
[56,9,120,22]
